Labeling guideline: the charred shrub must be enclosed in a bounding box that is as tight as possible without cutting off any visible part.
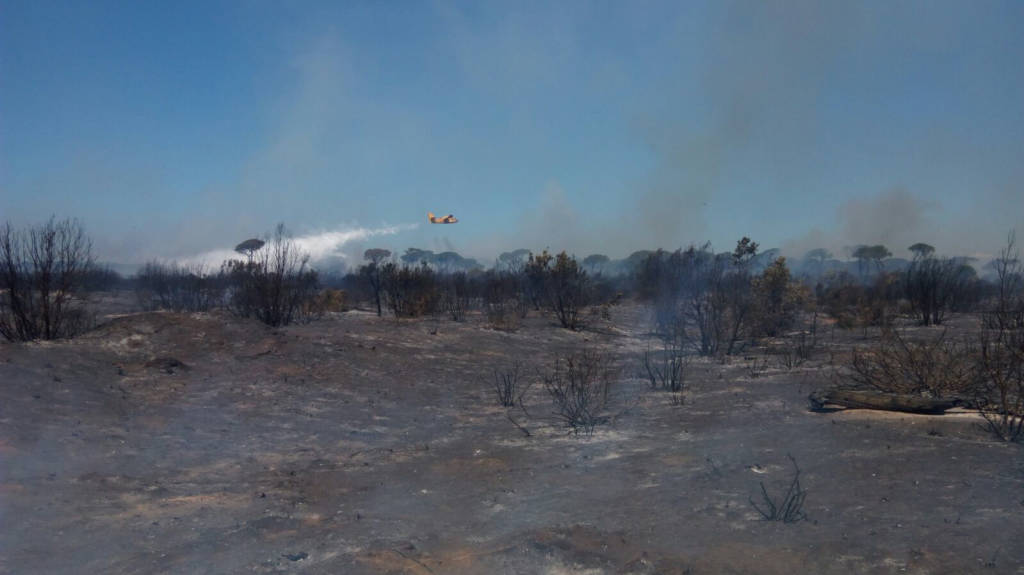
[817,272,862,329]
[643,336,691,393]
[495,250,531,318]
[679,248,730,356]
[81,265,126,292]
[983,231,1024,331]
[525,251,590,330]
[587,274,623,322]
[637,245,727,355]
[638,240,762,357]
[482,270,522,331]
[307,288,347,315]
[818,271,898,332]
[634,248,686,336]
[381,262,439,318]
[904,255,978,326]
[492,360,531,407]
[976,323,1024,442]
[524,250,552,311]
[973,233,1024,441]
[223,224,319,327]
[547,252,588,330]
[844,329,977,398]
[441,271,472,321]
[0,217,95,341]
[136,261,225,312]
[357,248,391,317]
[774,331,815,369]
[543,349,617,434]
[772,310,820,370]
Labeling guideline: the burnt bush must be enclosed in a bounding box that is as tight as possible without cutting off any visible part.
[774,331,815,369]
[135,261,225,312]
[816,272,861,329]
[637,245,727,355]
[680,249,730,356]
[524,250,552,311]
[844,329,977,398]
[482,270,523,331]
[441,271,472,321]
[492,360,531,408]
[479,270,514,329]
[81,265,126,292]
[546,252,588,329]
[223,224,319,327]
[0,217,95,341]
[636,240,765,357]
[525,250,589,329]
[983,232,1024,331]
[976,322,1024,441]
[543,348,617,434]
[357,248,391,316]
[310,289,347,314]
[634,248,687,335]
[381,262,439,318]
[904,255,978,326]
[485,306,519,331]
[588,272,623,305]
[642,336,691,393]
[818,270,898,333]
[333,270,373,311]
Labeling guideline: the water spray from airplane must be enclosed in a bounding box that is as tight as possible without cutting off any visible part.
[177,223,418,268]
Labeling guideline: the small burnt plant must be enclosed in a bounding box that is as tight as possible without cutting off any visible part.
[643,336,691,393]
[749,454,808,524]
[543,348,616,435]
[746,356,770,379]
[776,331,814,370]
[492,360,531,408]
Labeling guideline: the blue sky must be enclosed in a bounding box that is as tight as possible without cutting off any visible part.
[2,1,1022,264]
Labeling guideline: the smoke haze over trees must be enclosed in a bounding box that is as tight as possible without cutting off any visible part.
[3,3,1022,267]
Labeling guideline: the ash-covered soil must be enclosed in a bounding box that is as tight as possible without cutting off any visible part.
[1,300,1022,574]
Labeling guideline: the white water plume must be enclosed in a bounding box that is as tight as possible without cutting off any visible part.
[176,223,417,268]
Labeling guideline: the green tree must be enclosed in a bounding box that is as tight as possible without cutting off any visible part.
[752,257,805,336]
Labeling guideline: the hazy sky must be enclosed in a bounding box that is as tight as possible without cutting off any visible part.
[2,1,1022,265]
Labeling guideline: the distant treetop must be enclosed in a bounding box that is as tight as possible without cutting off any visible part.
[234,238,265,256]
[804,248,833,262]
[363,248,391,263]
[908,243,935,259]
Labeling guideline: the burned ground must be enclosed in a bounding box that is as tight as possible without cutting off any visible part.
[1,299,1022,574]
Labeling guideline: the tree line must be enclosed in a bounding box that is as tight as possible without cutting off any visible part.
[2,216,1021,348]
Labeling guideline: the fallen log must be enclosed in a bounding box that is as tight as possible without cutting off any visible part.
[808,388,962,414]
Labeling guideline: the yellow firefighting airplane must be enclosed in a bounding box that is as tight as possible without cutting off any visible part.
[428,212,458,224]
